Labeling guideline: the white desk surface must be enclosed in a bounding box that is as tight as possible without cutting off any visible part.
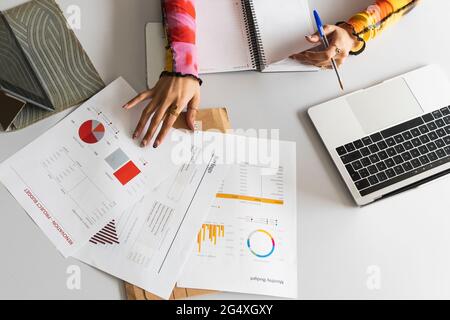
[1,0,450,300]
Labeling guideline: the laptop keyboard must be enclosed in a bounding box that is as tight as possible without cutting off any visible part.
[336,107,450,196]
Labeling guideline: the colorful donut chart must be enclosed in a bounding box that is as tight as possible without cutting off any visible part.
[247,229,275,258]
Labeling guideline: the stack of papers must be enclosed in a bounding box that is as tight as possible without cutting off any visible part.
[0,78,298,299]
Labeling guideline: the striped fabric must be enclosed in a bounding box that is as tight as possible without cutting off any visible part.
[2,0,104,130]
[348,0,419,52]
[161,0,199,78]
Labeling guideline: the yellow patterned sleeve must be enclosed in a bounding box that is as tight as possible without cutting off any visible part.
[347,0,419,53]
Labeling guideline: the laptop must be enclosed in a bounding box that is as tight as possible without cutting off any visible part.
[309,65,450,206]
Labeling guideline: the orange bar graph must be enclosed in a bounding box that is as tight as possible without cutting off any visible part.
[197,224,225,253]
[216,193,284,205]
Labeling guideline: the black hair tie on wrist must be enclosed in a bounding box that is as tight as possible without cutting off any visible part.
[335,21,366,56]
[159,71,203,86]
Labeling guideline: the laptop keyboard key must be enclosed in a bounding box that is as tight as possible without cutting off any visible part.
[368,165,378,175]
[350,171,361,182]
[445,116,450,125]
[412,138,422,147]
[370,154,380,163]
[355,179,370,191]
[428,132,438,141]
[367,176,379,186]
[377,172,388,182]
[411,128,421,137]
[420,135,430,144]
[402,162,413,172]
[433,110,443,119]
[436,119,446,128]
[419,146,429,155]
[428,152,438,162]
[437,129,446,137]
[427,142,437,152]
[402,131,413,140]
[420,156,430,165]
[395,144,405,154]
[403,141,413,150]
[437,149,446,158]
[377,141,388,150]
[362,137,372,146]
[352,160,363,171]
[386,169,396,178]
[353,140,364,149]
[446,126,450,135]
[445,136,450,145]
[386,138,396,147]
[419,125,429,134]
[410,148,421,158]
[361,147,371,157]
[411,159,421,168]
[386,148,397,157]
[445,146,450,155]
[361,157,371,167]
[423,113,434,122]
[341,150,362,164]
[427,122,438,131]
[394,135,405,143]
[378,151,388,160]
[369,144,380,153]
[441,107,450,116]
[376,162,387,171]
[436,139,446,148]
[394,165,405,175]
[345,143,356,152]
[370,133,383,143]
[401,152,412,161]
[393,155,404,165]
[385,159,396,168]
[360,168,370,178]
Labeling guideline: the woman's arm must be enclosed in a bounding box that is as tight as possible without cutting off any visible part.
[347,0,420,54]
[291,0,419,68]
[162,0,200,80]
[124,0,201,148]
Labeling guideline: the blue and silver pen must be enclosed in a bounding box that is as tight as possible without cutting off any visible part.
[313,9,344,91]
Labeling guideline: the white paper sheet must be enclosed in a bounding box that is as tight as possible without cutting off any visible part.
[178,141,298,299]
[196,0,253,74]
[252,0,315,65]
[74,136,228,300]
[0,78,182,257]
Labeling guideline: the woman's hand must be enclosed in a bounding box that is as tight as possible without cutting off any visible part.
[123,75,200,148]
[290,24,358,69]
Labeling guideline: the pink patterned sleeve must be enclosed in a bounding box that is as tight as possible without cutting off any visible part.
[161,0,200,82]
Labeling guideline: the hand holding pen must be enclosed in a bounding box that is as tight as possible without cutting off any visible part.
[290,10,360,90]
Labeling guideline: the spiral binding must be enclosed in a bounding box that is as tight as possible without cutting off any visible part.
[241,0,266,71]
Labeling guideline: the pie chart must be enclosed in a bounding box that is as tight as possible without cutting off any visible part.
[78,120,105,144]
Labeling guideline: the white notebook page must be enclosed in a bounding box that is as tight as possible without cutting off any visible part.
[196,0,254,73]
[252,0,314,66]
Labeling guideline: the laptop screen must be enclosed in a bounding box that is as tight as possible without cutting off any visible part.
[0,13,52,109]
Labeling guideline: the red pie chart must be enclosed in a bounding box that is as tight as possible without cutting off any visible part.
[78,120,105,144]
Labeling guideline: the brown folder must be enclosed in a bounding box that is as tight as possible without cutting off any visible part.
[125,107,231,300]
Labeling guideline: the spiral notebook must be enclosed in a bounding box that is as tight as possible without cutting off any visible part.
[146,0,316,80]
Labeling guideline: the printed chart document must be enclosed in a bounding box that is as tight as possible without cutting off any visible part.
[178,141,298,298]
[75,136,227,300]
[0,78,182,257]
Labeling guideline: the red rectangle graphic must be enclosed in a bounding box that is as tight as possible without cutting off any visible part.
[114,161,141,185]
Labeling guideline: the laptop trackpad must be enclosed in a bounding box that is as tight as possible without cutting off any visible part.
[347,78,424,134]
